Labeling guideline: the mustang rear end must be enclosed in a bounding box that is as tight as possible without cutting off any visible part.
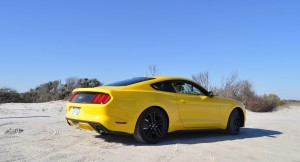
[65,88,137,134]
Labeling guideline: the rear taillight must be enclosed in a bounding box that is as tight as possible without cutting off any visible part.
[69,92,111,104]
[92,93,111,104]
[69,92,78,102]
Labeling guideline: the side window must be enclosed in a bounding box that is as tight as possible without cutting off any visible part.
[172,82,203,95]
[151,81,175,93]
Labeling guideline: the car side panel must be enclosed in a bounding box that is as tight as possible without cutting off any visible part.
[116,89,184,133]
[176,94,222,128]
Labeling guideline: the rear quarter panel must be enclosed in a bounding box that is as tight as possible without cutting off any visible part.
[112,88,183,132]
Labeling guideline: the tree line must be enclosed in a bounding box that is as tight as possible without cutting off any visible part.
[1,70,287,112]
[0,77,102,103]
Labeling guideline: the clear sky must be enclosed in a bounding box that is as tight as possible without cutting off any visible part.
[0,1,299,100]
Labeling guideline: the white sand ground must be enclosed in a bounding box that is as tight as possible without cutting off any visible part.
[0,101,299,162]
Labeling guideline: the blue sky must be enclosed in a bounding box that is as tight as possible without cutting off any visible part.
[0,1,299,100]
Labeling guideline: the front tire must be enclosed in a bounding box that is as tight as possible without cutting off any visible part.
[134,108,168,144]
[226,109,241,135]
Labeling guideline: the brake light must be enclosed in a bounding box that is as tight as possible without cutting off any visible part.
[92,93,111,104]
[69,92,78,102]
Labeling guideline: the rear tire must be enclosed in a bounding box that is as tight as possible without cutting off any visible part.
[100,132,109,135]
[134,108,168,144]
[226,109,241,135]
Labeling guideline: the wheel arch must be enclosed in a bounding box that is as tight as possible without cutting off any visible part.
[231,107,245,127]
[135,106,170,132]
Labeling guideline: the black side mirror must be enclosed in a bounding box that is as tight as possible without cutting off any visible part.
[208,91,214,98]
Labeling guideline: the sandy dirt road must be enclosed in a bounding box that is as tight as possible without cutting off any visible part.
[0,101,299,162]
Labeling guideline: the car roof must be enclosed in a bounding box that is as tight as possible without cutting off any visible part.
[151,76,191,82]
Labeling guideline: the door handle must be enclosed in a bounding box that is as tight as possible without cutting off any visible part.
[180,100,188,103]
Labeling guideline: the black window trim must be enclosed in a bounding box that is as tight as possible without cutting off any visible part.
[150,81,176,93]
[172,80,209,96]
[151,79,209,96]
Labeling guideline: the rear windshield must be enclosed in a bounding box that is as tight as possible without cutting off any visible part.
[105,77,155,86]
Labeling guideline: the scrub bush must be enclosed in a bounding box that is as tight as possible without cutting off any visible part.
[192,72,283,112]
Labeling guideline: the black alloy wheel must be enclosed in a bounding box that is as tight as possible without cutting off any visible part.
[134,108,168,144]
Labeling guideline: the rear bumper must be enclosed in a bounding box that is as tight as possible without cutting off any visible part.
[66,118,131,135]
[65,101,139,134]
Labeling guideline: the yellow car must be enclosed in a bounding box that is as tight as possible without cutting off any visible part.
[66,76,246,144]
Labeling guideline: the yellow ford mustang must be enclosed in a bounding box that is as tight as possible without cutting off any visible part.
[66,76,246,144]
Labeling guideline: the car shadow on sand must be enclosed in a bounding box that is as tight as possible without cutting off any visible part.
[95,128,282,146]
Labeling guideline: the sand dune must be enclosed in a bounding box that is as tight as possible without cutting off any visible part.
[0,101,299,162]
